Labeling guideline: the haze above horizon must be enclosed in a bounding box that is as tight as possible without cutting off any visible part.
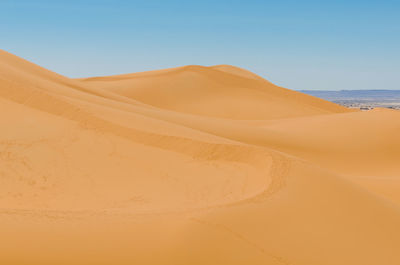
[1,0,399,90]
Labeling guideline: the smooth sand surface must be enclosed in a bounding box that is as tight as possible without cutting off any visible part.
[1,49,400,265]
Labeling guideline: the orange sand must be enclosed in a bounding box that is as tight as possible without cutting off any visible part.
[1,49,400,265]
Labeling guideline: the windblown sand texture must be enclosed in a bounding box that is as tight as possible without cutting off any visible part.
[1,49,400,265]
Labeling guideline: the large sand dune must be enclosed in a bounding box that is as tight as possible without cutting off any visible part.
[1,49,400,264]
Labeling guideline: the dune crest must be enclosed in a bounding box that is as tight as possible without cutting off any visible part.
[1,49,400,265]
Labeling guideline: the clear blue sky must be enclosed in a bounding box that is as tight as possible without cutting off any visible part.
[1,0,399,90]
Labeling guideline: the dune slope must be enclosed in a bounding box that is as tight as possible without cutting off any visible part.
[1,49,400,265]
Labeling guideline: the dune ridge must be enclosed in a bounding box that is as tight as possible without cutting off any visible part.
[1,49,400,265]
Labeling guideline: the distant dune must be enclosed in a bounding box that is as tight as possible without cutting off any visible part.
[1,49,400,265]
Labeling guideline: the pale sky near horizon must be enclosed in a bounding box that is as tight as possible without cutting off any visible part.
[1,0,399,90]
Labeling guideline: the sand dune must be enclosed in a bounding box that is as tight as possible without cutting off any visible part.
[1,49,400,264]
[79,64,350,119]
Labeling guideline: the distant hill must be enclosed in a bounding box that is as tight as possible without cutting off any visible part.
[300,90,400,100]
